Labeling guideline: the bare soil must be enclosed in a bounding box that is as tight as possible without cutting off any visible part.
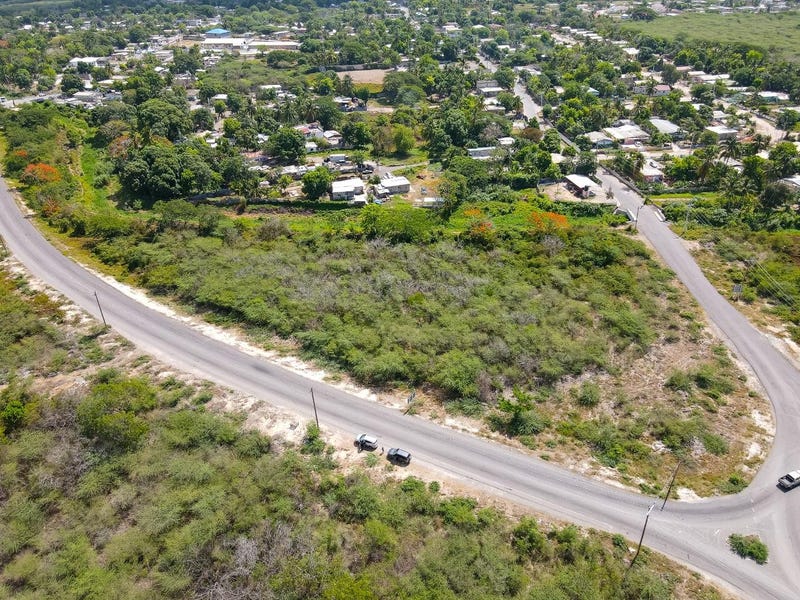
[342,68,388,84]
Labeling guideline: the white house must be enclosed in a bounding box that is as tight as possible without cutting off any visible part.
[377,175,410,195]
[468,146,498,160]
[564,174,601,198]
[641,161,664,183]
[649,118,682,138]
[603,124,650,145]
[705,125,738,141]
[331,177,365,200]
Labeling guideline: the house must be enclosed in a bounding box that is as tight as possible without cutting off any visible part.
[295,124,324,139]
[374,175,411,198]
[688,70,707,83]
[587,131,614,149]
[331,177,364,200]
[72,90,102,104]
[757,91,790,103]
[205,28,230,37]
[704,125,738,141]
[468,146,498,160]
[248,40,301,52]
[653,84,671,97]
[417,197,444,208]
[333,96,354,110]
[67,56,108,69]
[441,23,462,38]
[564,174,601,198]
[640,161,664,183]
[649,118,682,138]
[698,73,730,85]
[324,154,348,165]
[476,80,503,97]
[603,124,650,145]
[323,130,342,146]
[280,165,308,179]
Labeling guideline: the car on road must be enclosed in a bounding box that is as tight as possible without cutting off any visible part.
[355,433,378,451]
[778,470,800,490]
[387,447,411,466]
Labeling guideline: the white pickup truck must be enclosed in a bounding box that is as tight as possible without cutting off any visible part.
[778,470,800,490]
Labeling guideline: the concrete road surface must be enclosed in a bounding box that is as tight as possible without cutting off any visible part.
[1,171,799,596]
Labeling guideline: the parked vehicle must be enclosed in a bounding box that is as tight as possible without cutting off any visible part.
[387,447,411,466]
[355,433,378,451]
[778,470,800,490]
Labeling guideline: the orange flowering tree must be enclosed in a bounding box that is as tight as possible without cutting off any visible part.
[527,210,570,237]
[20,163,61,185]
[461,207,496,247]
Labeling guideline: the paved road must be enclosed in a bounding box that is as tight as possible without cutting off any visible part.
[2,153,800,596]
[501,65,800,596]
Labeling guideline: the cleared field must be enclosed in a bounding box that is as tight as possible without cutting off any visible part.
[624,12,800,61]
[343,68,388,84]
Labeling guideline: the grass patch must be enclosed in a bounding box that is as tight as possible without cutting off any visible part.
[623,12,800,62]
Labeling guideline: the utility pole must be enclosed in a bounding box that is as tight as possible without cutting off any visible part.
[633,204,642,231]
[310,387,319,428]
[661,460,682,511]
[93,291,107,327]
[626,502,656,578]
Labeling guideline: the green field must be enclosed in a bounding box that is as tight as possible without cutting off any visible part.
[624,12,800,61]
[0,0,73,15]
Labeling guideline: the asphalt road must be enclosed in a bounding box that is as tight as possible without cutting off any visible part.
[1,166,799,594]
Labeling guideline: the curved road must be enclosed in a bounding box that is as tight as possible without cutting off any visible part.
[1,176,798,596]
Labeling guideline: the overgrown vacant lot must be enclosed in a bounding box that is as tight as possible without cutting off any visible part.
[0,258,729,600]
[623,12,800,62]
[670,220,800,343]
[70,199,771,496]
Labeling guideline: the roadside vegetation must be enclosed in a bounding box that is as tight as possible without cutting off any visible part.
[0,255,728,599]
[728,534,769,565]
[0,101,770,497]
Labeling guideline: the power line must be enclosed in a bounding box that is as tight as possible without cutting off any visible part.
[685,206,798,310]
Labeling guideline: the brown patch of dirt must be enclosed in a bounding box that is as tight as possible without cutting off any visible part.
[343,69,388,84]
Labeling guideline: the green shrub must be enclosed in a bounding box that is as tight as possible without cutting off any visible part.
[700,431,729,455]
[718,474,747,494]
[513,517,550,561]
[728,534,768,564]
[574,381,601,407]
[665,370,692,392]
[438,497,479,531]
[301,422,325,455]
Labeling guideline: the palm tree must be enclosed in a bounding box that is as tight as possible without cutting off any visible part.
[750,133,771,154]
[697,145,719,183]
[720,137,741,164]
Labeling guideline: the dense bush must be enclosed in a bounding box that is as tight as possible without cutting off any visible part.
[728,534,768,564]
[0,261,726,599]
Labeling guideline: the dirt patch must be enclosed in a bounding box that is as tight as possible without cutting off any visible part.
[343,69,388,84]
